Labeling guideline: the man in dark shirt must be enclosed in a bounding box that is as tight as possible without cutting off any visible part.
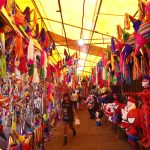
[62,93,77,145]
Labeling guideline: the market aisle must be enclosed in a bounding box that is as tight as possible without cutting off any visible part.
[45,109,134,150]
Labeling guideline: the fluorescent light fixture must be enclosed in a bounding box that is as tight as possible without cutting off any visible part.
[78,39,85,46]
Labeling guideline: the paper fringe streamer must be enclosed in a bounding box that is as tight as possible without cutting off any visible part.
[28,64,34,76]
[32,66,40,84]
[40,51,44,67]
[0,54,6,77]
[27,39,34,61]
[40,68,45,80]
[124,13,130,30]
[111,37,116,54]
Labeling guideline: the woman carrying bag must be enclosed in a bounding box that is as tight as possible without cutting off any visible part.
[62,93,78,145]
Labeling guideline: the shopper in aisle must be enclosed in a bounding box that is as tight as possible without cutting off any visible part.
[71,90,78,110]
[85,94,99,119]
[62,93,78,145]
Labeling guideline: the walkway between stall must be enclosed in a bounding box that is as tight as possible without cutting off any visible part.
[45,109,135,150]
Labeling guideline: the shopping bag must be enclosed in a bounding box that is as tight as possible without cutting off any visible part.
[74,118,80,125]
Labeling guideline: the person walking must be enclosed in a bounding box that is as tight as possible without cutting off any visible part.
[71,91,78,110]
[62,93,77,145]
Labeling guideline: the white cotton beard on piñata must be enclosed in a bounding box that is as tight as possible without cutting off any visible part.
[27,39,34,61]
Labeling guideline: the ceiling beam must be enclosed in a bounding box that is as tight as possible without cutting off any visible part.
[36,17,113,38]
[58,0,70,55]
[56,42,110,47]
[79,0,86,57]
[49,31,105,56]
[83,0,103,74]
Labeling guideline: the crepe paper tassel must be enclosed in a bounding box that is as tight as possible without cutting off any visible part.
[40,51,44,67]
[76,52,78,59]
[0,54,6,77]
[135,21,150,56]
[98,60,103,71]
[47,83,53,98]
[6,51,10,71]
[28,59,34,65]
[111,53,115,71]
[111,37,116,54]
[145,2,150,21]
[30,9,37,30]
[126,63,131,85]
[35,24,39,38]
[92,68,94,75]
[40,28,46,43]
[32,66,40,84]
[94,66,96,75]
[122,29,130,42]
[33,9,37,24]
[28,64,34,76]
[141,56,149,76]
[25,26,31,35]
[145,2,150,14]
[11,112,16,131]
[49,48,52,56]
[44,53,47,78]
[138,0,145,20]
[123,44,133,61]
[57,68,60,77]
[44,52,48,68]
[18,57,27,74]
[15,67,21,79]
[40,68,45,80]
[102,52,106,66]
[15,35,24,58]
[133,56,142,80]
[52,42,56,50]
[112,75,118,85]
[46,65,51,78]
[95,66,98,85]
[64,49,68,56]
[102,66,107,80]
[11,0,16,15]
[123,34,136,60]
[106,45,111,61]
[65,55,70,61]
[66,58,74,66]
[116,40,124,52]
[27,39,34,61]
[23,7,30,23]
[116,25,122,39]
[141,56,145,76]
[0,33,5,54]
[115,60,120,73]
[14,8,26,26]
[124,13,130,30]
[120,52,124,73]
[0,0,6,10]
[11,120,16,131]
[92,75,96,83]
[129,15,142,32]
[68,74,71,83]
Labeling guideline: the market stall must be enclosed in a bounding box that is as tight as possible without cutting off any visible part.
[0,0,150,149]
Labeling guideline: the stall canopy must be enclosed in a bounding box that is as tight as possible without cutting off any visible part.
[15,0,138,75]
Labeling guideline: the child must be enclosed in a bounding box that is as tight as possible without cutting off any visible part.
[62,93,77,145]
